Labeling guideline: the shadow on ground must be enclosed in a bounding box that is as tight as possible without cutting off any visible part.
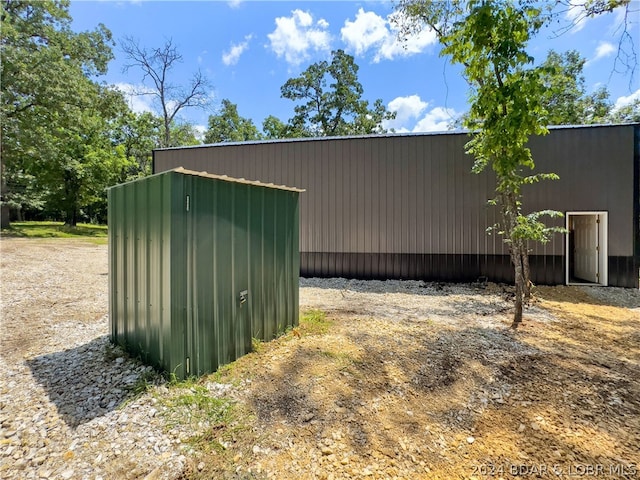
[239,317,640,479]
[26,336,154,427]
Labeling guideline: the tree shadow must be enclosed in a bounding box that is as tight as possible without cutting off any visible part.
[26,335,155,428]
[244,317,639,476]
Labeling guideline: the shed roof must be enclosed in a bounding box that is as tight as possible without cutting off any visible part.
[109,166,305,193]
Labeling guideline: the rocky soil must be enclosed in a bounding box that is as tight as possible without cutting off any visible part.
[0,239,185,480]
[1,238,639,480]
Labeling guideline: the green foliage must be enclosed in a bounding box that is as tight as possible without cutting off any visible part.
[539,50,612,125]
[169,121,203,147]
[398,0,566,326]
[511,210,566,243]
[113,111,163,179]
[0,1,132,225]
[262,115,291,139]
[204,99,262,144]
[280,49,395,137]
[608,99,640,123]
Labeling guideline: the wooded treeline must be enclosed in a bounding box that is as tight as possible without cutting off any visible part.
[1,0,637,227]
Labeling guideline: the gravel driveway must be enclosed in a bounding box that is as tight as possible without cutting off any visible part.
[2,238,638,480]
[0,239,185,480]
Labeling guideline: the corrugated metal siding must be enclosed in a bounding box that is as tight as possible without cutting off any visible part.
[154,134,507,256]
[108,170,300,379]
[153,124,638,287]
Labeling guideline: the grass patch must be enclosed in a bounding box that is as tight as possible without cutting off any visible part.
[297,309,332,336]
[157,376,245,454]
[1,221,108,243]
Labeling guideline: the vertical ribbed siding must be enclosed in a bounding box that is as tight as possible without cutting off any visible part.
[153,124,637,287]
[109,170,301,379]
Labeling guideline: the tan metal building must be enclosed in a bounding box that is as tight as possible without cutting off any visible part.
[153,124,639,288]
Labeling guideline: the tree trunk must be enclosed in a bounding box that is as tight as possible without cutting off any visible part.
[63,171,79,227]
[500,190,526,328]
[511,247,525,329]
[64,208,78,227]
[521,243,532,300]
[0,205,9,229]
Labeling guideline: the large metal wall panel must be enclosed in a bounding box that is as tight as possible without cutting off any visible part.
[525,125,635,256]
[109,170,301,379]
[153,124,638,287]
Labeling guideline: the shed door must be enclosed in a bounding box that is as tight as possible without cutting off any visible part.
[573,215,598,283]
[567,212,608,286]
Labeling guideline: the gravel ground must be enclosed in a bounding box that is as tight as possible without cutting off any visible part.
[1,238,638,480]
[0,239,186,480]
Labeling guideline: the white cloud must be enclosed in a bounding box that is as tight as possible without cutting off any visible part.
[113,82,155,114]
[413,106,458,132]
[593,41,616,62]
[341,8,437,63]
[594,41,615,60]
[267,10,331,66]
[383,94,428,131]
[222,35,253,66]
[585,41,616,67]
[193,124,207,141]
[341,9,389,56]
[384,95,458,132]
[613,88,640,110]
[227,0,241,8]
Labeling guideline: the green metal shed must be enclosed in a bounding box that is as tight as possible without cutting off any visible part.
[107,167,303,379]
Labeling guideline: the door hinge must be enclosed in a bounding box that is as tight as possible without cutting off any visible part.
[186,195,190,212]
[596,245,599,252]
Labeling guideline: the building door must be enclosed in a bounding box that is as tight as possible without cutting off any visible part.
[566,212,608,285]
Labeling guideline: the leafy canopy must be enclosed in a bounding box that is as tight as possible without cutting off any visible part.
[280,49,395,137]
[1,0,125,225]
[398,0,566,327]
[204,99,262,144]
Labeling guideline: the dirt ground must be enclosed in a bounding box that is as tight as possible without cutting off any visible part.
[1,239,639,479]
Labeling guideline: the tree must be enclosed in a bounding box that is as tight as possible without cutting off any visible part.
[1,0,118,226]
[38,85,133,226]
[280,49,395,137]
[398,0,564,328]
[170,122,202,147]
[112,111,162,180]
[204,99,262,144]
[262,115,290,139]
[539,50,612,125]
[121,37,212,147]
[607,98,640,123]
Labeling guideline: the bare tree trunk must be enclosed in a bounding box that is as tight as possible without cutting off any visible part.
[500,191,526,328]
[521,243,532,301]
[511,248,524,328]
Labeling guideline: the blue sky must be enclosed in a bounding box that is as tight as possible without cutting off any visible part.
[70,1,640,137]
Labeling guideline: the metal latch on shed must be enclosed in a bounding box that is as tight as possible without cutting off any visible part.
[239,290,248,307]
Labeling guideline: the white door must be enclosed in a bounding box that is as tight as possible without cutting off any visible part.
[573,215,598,283]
